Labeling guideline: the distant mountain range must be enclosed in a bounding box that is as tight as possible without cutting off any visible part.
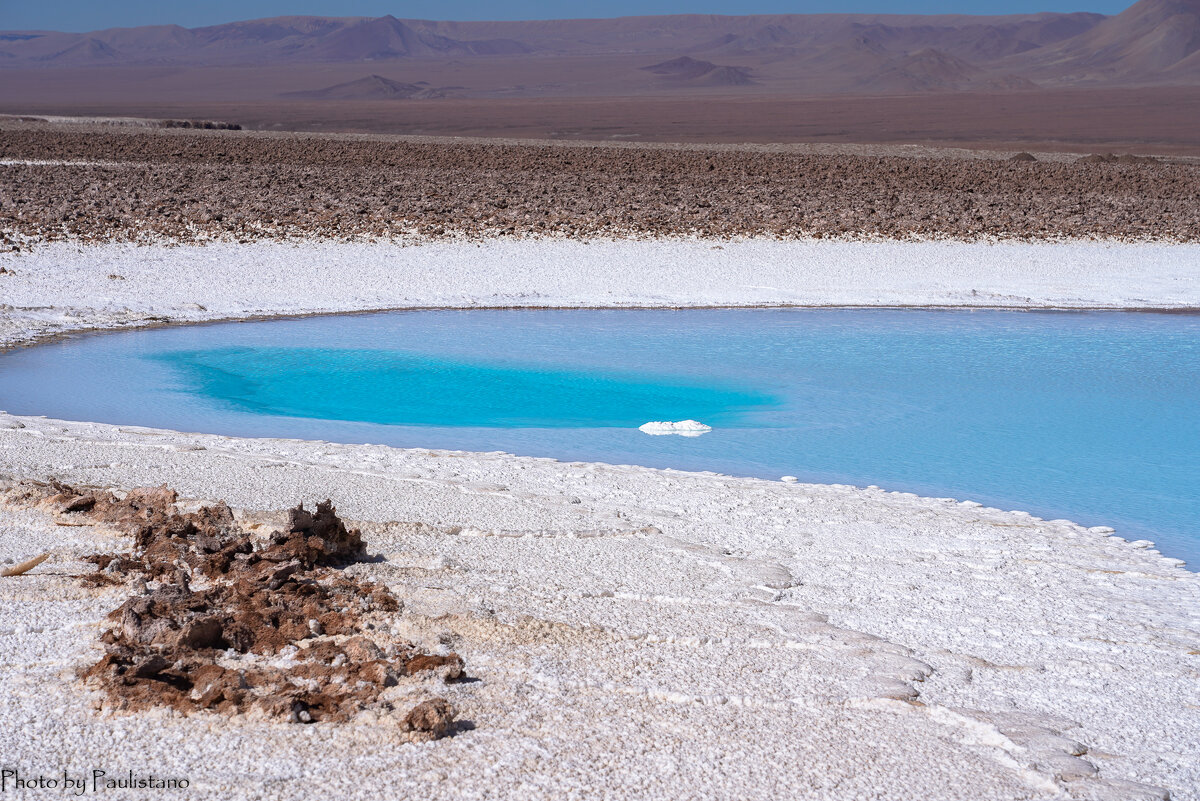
[0,16,530,65]
[1,0,1197,98]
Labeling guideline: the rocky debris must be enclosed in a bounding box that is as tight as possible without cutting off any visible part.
[158,119,242,130]
[281,499,364,567]
[402,698,455,737]
[0,127,1196,242]
[1008,152,1037,161]
[4,480,461,733]
[6,478,95,510]
[1076,152,1160,164]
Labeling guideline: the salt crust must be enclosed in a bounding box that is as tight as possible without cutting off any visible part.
[638,420,712,436]
[2,238,1199,349]
[0,239,1198,800]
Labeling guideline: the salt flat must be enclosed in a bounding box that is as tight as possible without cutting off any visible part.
[0,238,1198,800]
[2,238,1199,349]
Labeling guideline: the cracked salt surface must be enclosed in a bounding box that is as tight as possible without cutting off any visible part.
[1,413,1196,800]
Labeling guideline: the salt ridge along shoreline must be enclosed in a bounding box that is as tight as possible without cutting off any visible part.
[0,238,1198,801]
[2,238,1199,348]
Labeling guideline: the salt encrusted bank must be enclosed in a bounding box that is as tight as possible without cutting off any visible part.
[0,239,1198,801]
[2,238,1200,348]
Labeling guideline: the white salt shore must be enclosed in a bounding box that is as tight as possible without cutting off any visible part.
[2,238,1199,348]
[0,239,1198,800]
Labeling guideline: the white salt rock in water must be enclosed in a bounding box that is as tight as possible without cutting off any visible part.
[780,476,799,483]
[638,420,712,437]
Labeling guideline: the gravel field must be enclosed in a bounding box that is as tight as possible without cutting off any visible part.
[2,124,1199,244]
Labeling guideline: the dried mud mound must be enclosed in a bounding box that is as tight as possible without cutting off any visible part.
[1,127,1198,242]
[8,480,461,736]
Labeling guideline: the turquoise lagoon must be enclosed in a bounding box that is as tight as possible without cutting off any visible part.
[1,309,1196,564]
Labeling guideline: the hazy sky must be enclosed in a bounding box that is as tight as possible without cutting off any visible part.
[2,0,1131,32]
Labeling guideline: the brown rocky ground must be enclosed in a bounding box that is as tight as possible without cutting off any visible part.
[2,123,1199,243]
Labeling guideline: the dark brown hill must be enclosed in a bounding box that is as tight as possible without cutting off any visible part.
[641,56,755,86]
[283,74,463,100]
[35,37,121,65]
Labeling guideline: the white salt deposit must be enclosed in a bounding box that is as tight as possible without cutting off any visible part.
[0,158,127,167]
[2,238,1198,348]
[1,412,1195,800]
[638,420,712,436]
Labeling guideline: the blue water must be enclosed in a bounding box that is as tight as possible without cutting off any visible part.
[1,309,1197,565]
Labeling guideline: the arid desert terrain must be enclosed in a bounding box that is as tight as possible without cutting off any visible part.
[2,120,1198,245]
